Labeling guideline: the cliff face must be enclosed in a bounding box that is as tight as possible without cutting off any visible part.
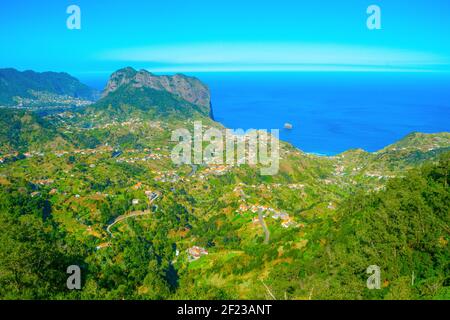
[103,67,211,113]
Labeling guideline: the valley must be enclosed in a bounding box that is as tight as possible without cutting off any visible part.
[0,67,448,300]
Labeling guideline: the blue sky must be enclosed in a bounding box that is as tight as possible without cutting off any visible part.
[1,0,450,74]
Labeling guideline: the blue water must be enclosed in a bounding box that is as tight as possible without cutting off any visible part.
[79,72,450,155]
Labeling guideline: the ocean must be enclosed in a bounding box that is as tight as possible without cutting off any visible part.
[79,72,450,156]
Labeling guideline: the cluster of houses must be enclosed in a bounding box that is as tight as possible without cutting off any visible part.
[130,190,159,207]
[145,190,159,201]
[52,146,171,165]
[233,182,305,192]
[334,164,346,176]
[110,147,171,164]
[32,179,54,186]
[1,149,108,162]
[372,185,386,192]
[365,172,396,180]
[13,91,94,109]
[29,188,67,198]
[281,219,297,228]
[146,153,163,160]
[54,151,69,157]
[153,171,180,183]
[27,179,57,198]
[0,152,22,164]
[187,246,209,262]
[117,119,141,127]
[237,203,298,229]
[287,184,305,190]
[321,178,335,185]
[79,118,145,131]
[231,182,302,229]
[115,152,166,164]
[72,148,106,156]
[22,151,44,158]
[196,165,231,179]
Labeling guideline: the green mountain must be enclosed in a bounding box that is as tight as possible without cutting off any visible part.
[332,132,450,188]
[86,83,210,122]
[89,67,212,121]
[0,68,218,154]
[0,68,99,106]
[0,67,448,300]
[0,108,69,153]
[103,67,211,111]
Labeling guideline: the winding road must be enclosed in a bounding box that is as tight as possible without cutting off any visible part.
[241,187,270,244]
[187,164,197,177]
[106,192,159,237]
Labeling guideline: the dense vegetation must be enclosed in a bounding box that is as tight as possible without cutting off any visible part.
[263,153,450,300]
[0,108,66,153]
[0,68,98,106]
[0,185,86,299]
[0,69,448,300]
[0,153,447,299]
[87,84,210,121]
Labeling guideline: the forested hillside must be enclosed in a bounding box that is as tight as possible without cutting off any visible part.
[0,68,98,106]
[0,68,448,300]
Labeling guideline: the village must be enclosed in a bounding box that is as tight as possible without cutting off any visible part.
[237,203,298,229]
[9,90,94,109]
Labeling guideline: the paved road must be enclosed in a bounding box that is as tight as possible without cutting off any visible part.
[240,187,270,244]
[187,164,197,177]
[106,193,159,237]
